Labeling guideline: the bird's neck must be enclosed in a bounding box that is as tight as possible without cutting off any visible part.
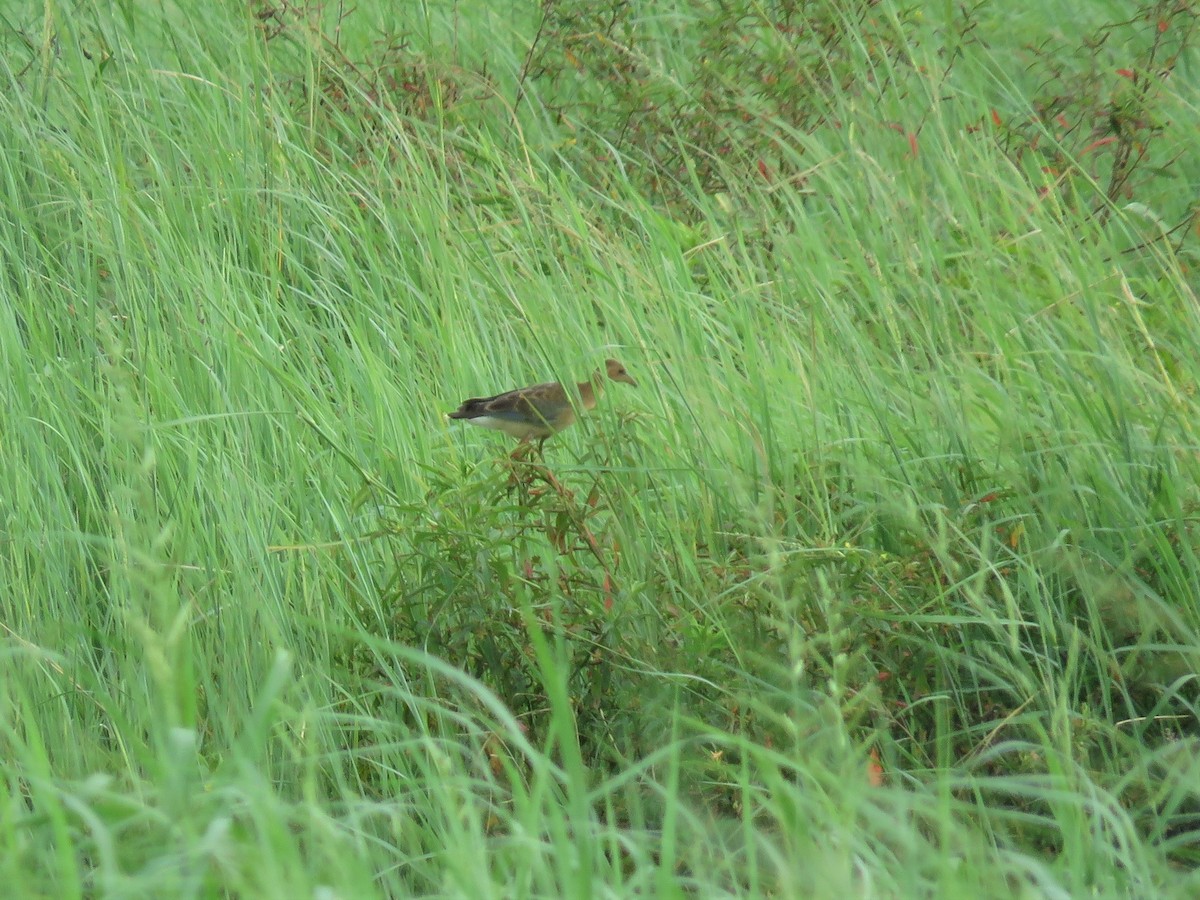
[577,372,604,410]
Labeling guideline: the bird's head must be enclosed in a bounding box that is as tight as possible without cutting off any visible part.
[603,358,638,388]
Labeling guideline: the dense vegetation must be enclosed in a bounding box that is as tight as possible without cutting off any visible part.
[2,0,1198,895]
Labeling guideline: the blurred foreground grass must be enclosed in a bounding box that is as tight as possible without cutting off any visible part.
[2,1,1199,895]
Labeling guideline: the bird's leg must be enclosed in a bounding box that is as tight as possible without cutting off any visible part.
[504,440,531,492]
[506,438,557,499]
[538,465,570,499]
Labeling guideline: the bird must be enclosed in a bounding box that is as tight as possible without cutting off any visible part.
[448,358,638,453]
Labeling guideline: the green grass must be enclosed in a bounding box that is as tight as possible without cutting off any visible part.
[3,0,1200,896]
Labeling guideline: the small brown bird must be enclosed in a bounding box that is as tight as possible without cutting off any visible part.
[448,358,638,452]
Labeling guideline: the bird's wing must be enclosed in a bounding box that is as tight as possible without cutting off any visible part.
[450,381,568,425]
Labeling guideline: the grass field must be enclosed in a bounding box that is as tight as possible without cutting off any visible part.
[3,1,1199,896]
